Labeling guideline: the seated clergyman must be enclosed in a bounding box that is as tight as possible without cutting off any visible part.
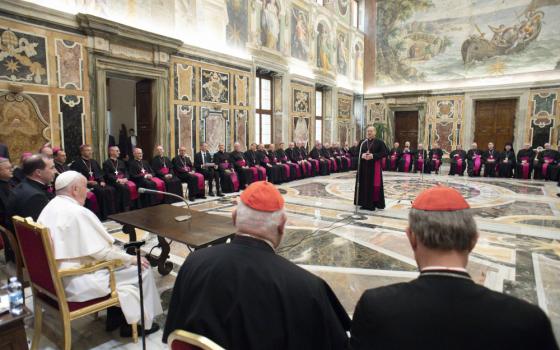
[349,186,558,349]
[38,171,163,337]
[163,181,351,349]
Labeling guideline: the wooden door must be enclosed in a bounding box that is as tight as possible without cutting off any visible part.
[475,99,516,151]
[136,79,155,160]
[394,111,419,149]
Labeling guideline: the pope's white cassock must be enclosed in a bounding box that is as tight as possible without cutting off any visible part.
[38,195,163,328]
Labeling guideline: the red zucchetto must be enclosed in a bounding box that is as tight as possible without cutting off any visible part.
[411,186,470,211]
[240,181,284,212]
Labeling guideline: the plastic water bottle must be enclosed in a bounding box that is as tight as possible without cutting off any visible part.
[8,277,23,316]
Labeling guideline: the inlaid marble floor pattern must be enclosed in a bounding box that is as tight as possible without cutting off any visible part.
[2,170,559,348]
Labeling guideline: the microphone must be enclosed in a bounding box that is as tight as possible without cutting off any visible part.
[137,187,191,221]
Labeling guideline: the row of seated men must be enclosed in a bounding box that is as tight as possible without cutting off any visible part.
[2,140,359,222]
[385,141,560,181]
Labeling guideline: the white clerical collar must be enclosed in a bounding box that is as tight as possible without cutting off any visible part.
[421,266,468,273]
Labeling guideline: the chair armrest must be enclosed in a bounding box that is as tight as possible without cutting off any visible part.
[58,259,124,277]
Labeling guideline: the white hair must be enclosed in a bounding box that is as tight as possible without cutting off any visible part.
[235,201,285,237]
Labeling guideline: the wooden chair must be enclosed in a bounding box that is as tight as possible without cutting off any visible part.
[168,330,225,350]
[0,224,29,291]
[12,216,138,349]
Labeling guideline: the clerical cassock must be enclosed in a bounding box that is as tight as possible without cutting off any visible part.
[213,150,240,193]
[257,149,283,184]
[128,159,161,207]
[516,148,535,179]
[414,149,429,173]
[151,155,184,202]
[243,148,267,181]
[103,157,135,212]
[355,137,388,211]
[449,149,467,176]
[309,146,330,176]
[388,147,401,171]
[70,157,116,219]
[483,148,499,177]
[498,146,516,178]
[398,148,413,173]
[534,149,559,180]
[276,148,300,180]
[467,148,483,177]
[428,148,443,174]
[172,154,205,201]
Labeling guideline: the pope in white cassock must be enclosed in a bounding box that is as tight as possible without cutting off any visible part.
[38,171,162,336]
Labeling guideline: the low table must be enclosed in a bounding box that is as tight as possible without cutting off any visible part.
[0,307,31,350]
[109,205,235,275]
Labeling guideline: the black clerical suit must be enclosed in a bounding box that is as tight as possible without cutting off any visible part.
[349,269,559,350]
[387,148,401,171]
[213,151,239,193]
[163,235,351,349]
[355,138,387,210]
[172,155,205,200]
[498,149,516,178]
[398,148,413,173]
[103,158,132,212]
[534,149,559,180]
[54,161,68,174]
[256,150,283,184]
[516,148,535,179]
[194,151,221,195]
[467,149,483,177]
[70,158,116,220]
[151,156,184,202]
[414,149,429,173]
[0,178,14,261]
[6,178,53,229]
[244,149,267,181]
[309,147,330,176]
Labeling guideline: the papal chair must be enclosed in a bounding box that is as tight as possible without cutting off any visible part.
[168,329,225,350]
[12,216,138,349]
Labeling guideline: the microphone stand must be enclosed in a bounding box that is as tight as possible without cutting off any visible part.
[137,188,191,221]
[123,240,147,350]
[344,139,368,221]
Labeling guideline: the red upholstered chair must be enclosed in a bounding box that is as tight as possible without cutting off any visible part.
[12,216,137,350]
[168,330,225,350]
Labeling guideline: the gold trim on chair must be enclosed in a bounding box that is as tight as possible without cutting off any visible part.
[168,329,225,350]
[11,216,138,349]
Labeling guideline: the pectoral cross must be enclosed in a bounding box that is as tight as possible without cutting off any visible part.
[89,171,93,178]
[114,170,119,176]
[141,168,146,174]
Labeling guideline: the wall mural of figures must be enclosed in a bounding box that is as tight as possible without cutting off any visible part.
[375,0,560,86]
[317,21,333,70]
[337,31,349,75]
[261,0,282,50]
[337,0,350,17]
[291,6,310,61]
[226,0,249,48]
[0,28,48,85]
[354,41,364,81]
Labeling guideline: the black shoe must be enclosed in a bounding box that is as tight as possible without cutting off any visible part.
[188,196,195,202]
[217,192,225,197]
[106,307,126,332]
[208,191,215,196]
[557,193,560,198]
[120,323,160,338]
[197,195,207,199]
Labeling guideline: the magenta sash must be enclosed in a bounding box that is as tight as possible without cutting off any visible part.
[473,155,481,174]
[256,165,267,180]
[125,180,139,200]
[403,153,412,172]
[281,156,288,162]
[456,157,463,170]
[432,156,441,171]
[542,157,554,175]
[390,154,397,170]
[282,164,290,178]
[519,156,530,179]
[193,172,205,190]
[86,191,99,213]
[263,156,270,164]
[219,162,231,170]
[160,166,169,175]
[230,172,239,192]
[150,177,165,201]
[373,159,382,202]
[235,159,247,167]
[416,157,424,171]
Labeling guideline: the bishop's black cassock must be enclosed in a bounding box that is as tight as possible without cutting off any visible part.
[243,149,267,181]
[128,159,160,207]
[483,148,499,177]
[213,151,240,193]
[355,138,388,211]
[387,147,401,171]
[309,147,330,176]
[102,157,134,212]
[276,148,300,180]
[449,149,467,176]
[428,148,443,174]
[516,148,535,180]
[172,155,205,201]
[151,156,184,202]
[163,236,351,349]
[414,149,429,173]
[257,150,283,184]
[467,149,483,177]
[70,157,116,219]
[534,149,559,180]
[398,148,413,173]
[230,151,255,188]
[498,149,516,178]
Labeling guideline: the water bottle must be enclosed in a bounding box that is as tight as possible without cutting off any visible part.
[8,276,23,316]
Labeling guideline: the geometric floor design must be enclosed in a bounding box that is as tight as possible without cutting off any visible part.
[3,169,559,348]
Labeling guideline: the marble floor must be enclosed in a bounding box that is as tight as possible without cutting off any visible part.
[2,168,560,348]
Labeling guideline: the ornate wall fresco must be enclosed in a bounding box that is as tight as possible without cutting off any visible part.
[291,5,311,62]
[375,0,560,86]
[170,56,251,155]
[290,82,315,146]
[316,20,333,71]
[259,0,284,51]
[0,18,89,164]
[526,88,559,147]
[336,31,350,76]
[226,0,249,48]
[424,95,465,153]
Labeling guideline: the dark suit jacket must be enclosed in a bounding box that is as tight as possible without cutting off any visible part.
[350,270,559,350]
[0,179,12,226]
[0,143,9,159]
[194,151,214,172]
[6,178,53,228]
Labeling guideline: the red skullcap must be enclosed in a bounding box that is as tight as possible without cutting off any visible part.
[412,186,470,211]
[240,181,284,212]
